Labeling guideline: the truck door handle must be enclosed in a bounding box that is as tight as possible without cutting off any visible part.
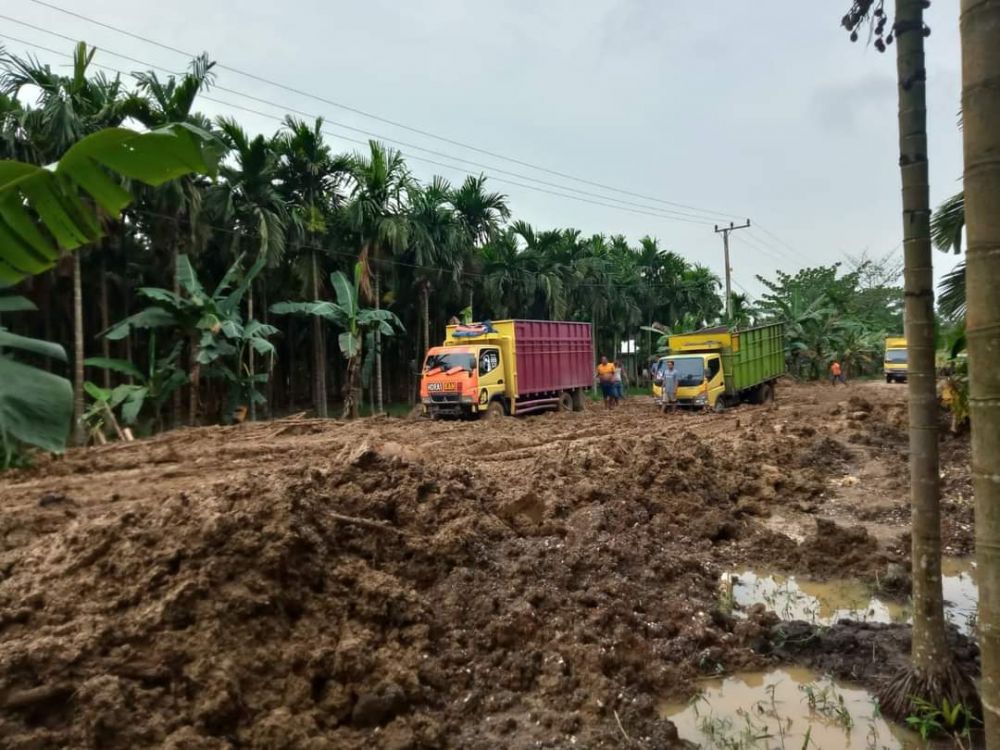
[497,379,504,384]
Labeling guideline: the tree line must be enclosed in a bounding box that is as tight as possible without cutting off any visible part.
[1,43,734,436]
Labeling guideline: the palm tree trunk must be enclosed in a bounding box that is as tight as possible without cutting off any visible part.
[99,254,110,390]
[72,251,85,446]
[421,282,430,358]
[878,0,973,719]
[261,284,272,420]
[960,0,1000,740]
[312,249,327,418]
[374,271,384,415]
[172,238,184,427]
[248,285,256,422]
[189,334,200,426]
[591,308,598,396]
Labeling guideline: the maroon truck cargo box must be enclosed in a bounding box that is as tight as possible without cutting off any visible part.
[512,320,593,396]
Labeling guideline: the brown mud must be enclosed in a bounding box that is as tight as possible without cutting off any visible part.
[0,380,974,748]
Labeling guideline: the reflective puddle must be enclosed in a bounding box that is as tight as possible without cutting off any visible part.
[721,558,978,635]
[661,667,924,749]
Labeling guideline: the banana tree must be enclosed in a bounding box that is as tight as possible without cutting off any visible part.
[0,291,72,468]
[272,262,403,418]
[104,254,275,424]
[0,117,219,442]
[85,335,186,432]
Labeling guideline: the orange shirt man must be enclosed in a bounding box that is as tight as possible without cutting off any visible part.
[830,361,844,385]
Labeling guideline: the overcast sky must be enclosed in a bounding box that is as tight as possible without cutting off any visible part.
[5,0,966,298]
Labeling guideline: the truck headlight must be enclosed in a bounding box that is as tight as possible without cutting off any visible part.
[694,394,707,404]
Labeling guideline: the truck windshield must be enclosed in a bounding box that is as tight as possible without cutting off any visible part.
[662,357,705,386]
[885,350,907,364]
[425,351,476,374]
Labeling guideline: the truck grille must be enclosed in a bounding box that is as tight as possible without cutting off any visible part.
[430,394,461,404]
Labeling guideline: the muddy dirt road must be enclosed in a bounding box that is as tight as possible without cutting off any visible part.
[0,380,974,749]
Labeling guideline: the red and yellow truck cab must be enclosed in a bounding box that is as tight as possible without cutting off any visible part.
[420,319,593,419]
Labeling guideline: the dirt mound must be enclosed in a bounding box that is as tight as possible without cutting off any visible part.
[2,439,777,749]
[0,382,974,747]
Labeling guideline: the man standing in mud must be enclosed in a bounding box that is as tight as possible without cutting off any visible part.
[660,359,679,412]
[830,360,845,386]
[597,356,616,409]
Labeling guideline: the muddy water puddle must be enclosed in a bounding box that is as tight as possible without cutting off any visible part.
[661,667,926,749]
[722,558,977,635]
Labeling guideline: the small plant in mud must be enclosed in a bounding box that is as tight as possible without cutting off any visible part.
[718,573,736,616]
[904,695,977,745]
[799,681,854,730]
[698,651,727,676]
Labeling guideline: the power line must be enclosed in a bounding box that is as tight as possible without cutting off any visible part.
[22,0,744,222]
[740,230,797,266]
[0,14,725,225]
[0,30,719,229]
[0,33,735,296]
[752,221,803,259]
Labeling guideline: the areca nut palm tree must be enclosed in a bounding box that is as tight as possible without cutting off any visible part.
[450,174,510,316]
[843,0,974,715]
[343,140,412,414]
[209,117,288,421]
[277,115,346,418]
[407,176,463,358]
[960,0,1000,740]
[124,53,218,424]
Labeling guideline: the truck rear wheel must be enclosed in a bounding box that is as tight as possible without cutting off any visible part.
[558,392,574,411]
[571,389,585,412]
[760,383,775,404]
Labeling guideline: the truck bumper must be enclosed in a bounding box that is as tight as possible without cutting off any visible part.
[422,397,476,418]
[675,399,707,408]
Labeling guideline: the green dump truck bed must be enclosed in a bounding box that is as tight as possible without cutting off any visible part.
[668,322,786,396]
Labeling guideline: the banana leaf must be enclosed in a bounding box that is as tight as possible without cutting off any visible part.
[0,124,219,283]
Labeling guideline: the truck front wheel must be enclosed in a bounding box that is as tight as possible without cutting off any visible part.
[483,400,506,420]
[713,397,727,413]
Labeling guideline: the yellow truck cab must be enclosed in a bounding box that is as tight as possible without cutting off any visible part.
[884,336,907,383]
[651,323,785,412]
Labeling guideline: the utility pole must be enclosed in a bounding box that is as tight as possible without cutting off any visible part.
[714,219,751,320]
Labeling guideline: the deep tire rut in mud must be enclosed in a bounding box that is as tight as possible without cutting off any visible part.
[0,382,974,749]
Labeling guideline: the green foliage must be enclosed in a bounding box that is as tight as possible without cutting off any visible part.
[905,695,975,741]
[85,336,187,429]
[0,123,219,283]
[932,192,966,322]
[104,254,275,422]
[755,257,902,379]
[271,262,402,418]
[0,292,72,467]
